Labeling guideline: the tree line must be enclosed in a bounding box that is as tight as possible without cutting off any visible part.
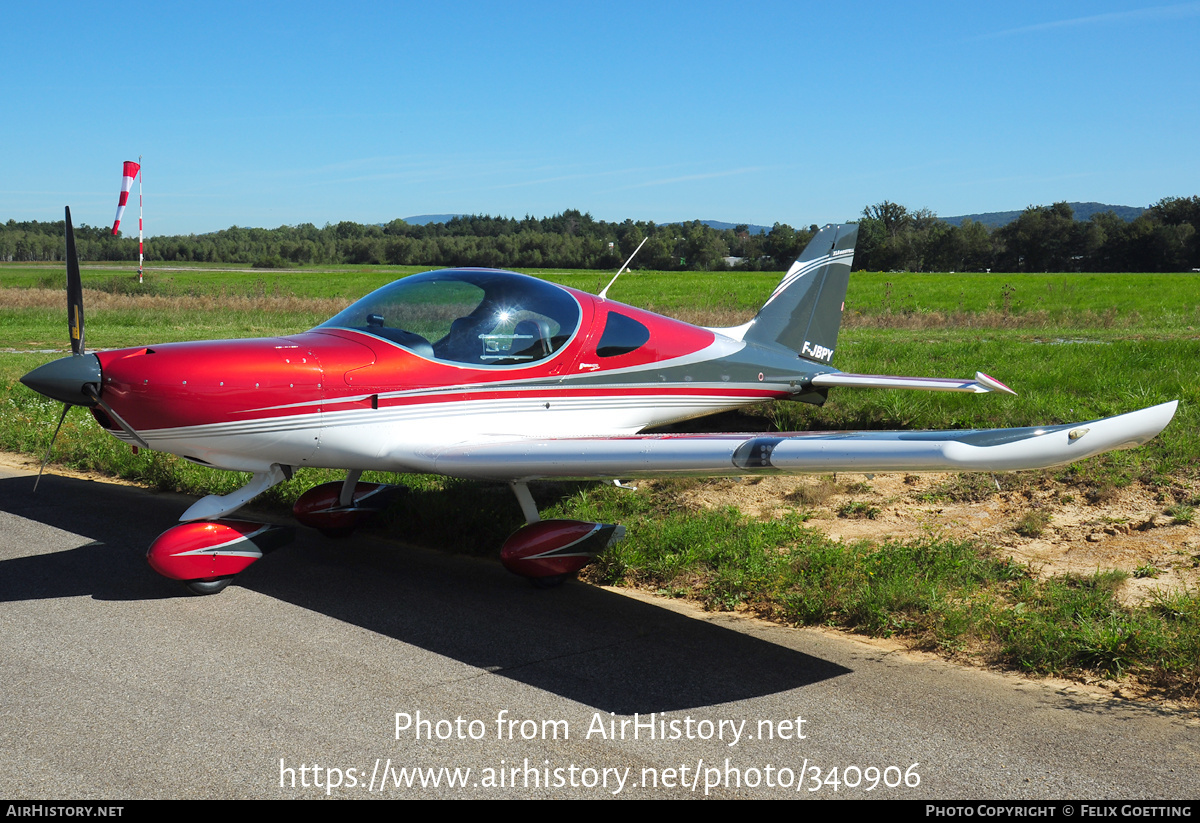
[856,197,1199,272]
[3,198,1198,272]
[0,210,814,272]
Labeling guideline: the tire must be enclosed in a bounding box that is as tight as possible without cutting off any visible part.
[530,573,571,589]
[184,577,233,596]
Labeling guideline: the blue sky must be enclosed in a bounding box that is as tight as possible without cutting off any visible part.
[3,1,1198,236]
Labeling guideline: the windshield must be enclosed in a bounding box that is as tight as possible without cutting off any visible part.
[317,269,582,366]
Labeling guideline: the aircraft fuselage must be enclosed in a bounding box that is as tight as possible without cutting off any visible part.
[90,278,826,474]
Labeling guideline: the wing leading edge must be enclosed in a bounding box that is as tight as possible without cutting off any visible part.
[425,402,1177,482]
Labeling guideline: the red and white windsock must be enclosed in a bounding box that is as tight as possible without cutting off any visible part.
[111,160,141,235]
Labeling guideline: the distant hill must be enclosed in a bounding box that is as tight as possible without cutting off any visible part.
[401,214,466,225]
[942,202,1145,229]
[695,220,775,235]
[401,214,778,234]
[401,208,1147,233]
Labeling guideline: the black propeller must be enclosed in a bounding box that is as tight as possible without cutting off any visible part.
[66,205,84,355]
[20,207,146,489]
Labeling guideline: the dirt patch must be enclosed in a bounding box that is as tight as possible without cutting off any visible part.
[670,472,1200,605]
[0,451,147,487]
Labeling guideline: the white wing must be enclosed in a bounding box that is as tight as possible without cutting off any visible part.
[424,402,1177,482]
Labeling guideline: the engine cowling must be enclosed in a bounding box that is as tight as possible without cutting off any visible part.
[147,520,293,582]
[500,519,625,580]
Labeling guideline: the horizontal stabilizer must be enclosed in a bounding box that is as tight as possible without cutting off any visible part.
[428,402,1176,481]
[811,371,1016,395]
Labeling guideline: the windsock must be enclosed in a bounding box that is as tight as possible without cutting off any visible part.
[111,160,141,235]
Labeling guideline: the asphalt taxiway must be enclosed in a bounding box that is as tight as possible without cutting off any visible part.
[1,461,1196,799]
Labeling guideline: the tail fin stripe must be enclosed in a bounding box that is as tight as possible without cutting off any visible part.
[763,255,830,306]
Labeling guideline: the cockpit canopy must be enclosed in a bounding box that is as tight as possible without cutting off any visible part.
[317,269,582,366]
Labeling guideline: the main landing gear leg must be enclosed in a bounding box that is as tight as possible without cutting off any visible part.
[339,469,364,508]
[510,481,540,524]
[500,481,625,588]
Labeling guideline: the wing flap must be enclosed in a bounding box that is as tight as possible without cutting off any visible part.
[428,402,1176,481]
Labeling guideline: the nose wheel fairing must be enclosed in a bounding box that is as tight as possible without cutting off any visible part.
[147,520,294,586]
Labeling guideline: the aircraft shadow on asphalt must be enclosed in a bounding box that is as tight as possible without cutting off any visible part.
[1,472,850,713]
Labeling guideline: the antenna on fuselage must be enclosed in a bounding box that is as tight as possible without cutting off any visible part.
[599,235,648,300]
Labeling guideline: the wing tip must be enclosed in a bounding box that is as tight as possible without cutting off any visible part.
[1137,399,1178,435]
[975,371,1017,395]
[1078,400,1178,453]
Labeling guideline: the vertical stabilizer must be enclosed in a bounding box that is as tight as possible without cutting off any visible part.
[741,223,857,364]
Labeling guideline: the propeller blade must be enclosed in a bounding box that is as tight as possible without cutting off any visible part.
[33,403,72,492]
[65,206,84,356]
[27,208,120,491]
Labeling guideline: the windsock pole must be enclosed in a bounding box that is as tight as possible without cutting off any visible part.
[138,155,144,283]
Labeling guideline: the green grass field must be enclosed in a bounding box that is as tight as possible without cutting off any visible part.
[7,262,1200,327]
[2,261,1197,700]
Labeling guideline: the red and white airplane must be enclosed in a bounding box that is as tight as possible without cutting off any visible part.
[22,209,1177,594]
